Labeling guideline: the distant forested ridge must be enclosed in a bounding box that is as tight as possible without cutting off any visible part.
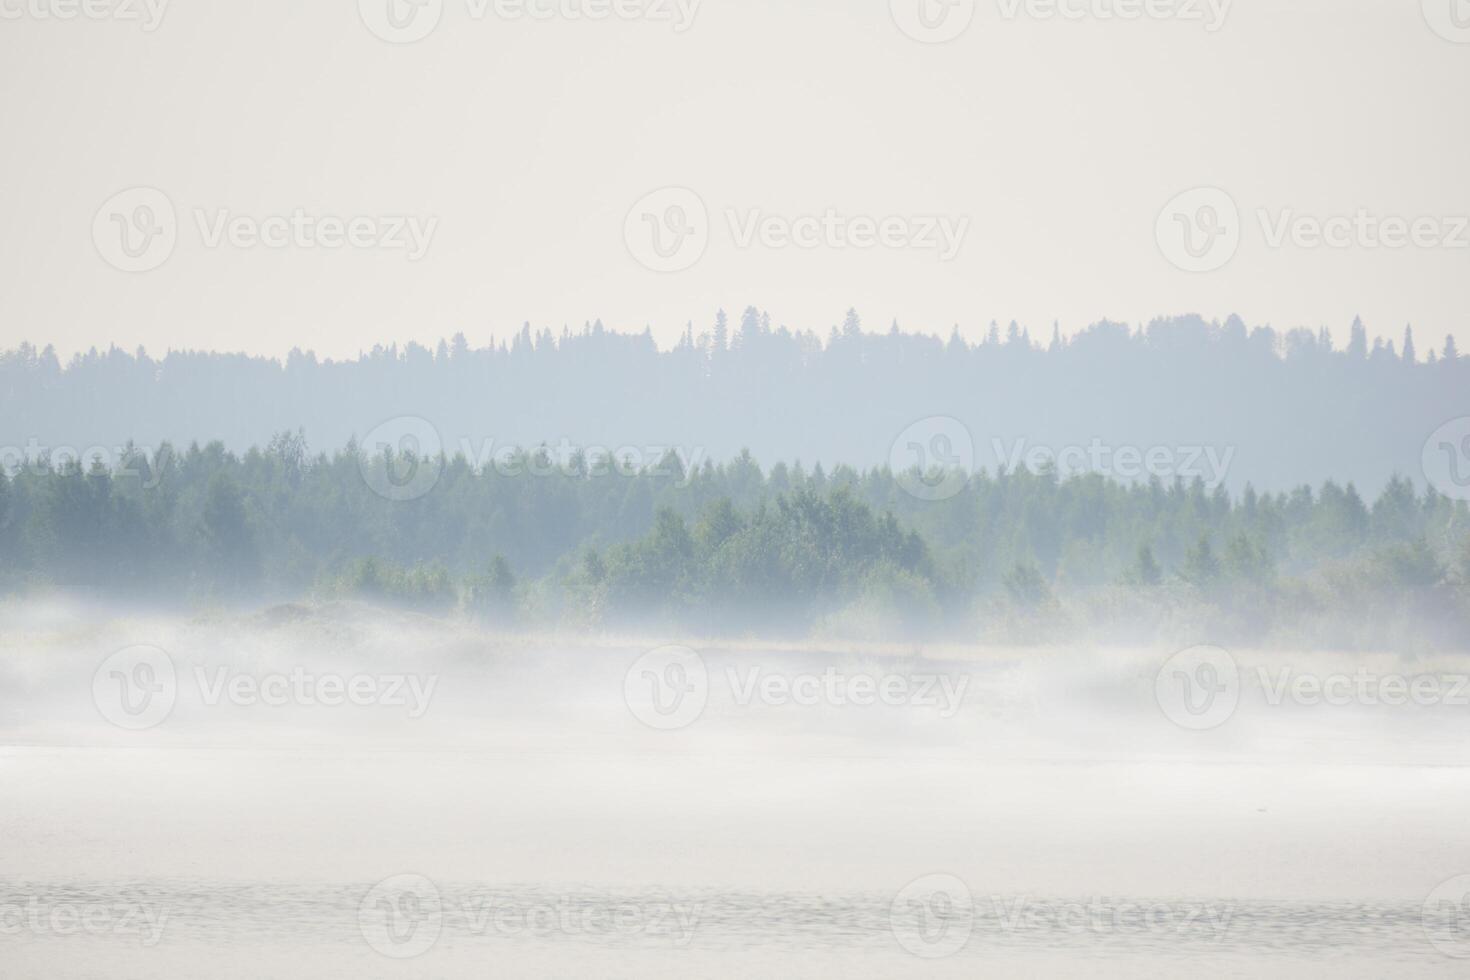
[3,311,1467,494]
[1,438,1467,650]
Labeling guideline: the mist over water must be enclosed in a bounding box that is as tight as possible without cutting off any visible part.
[4,599,1470,977]
[4,0,1469,975]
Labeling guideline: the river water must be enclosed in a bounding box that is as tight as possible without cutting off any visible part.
[2,600,1469,977]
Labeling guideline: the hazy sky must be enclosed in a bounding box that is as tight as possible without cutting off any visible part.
[1,0,1466,359]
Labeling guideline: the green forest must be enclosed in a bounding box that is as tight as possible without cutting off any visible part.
[2,434,1468,650]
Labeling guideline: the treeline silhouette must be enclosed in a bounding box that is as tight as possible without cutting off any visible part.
[2,437,1467,648]
[2,311,1466,493]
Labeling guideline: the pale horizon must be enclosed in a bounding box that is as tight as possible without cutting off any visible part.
[2,0,1467,360]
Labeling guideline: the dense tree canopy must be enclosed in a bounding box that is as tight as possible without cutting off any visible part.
[1,438,1466,649]
[3,312,1466,494]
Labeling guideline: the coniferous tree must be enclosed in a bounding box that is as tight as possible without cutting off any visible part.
[1129,544,1162,586]
[1348,316,1369,359]
[1183,535,1221,588]
[712,309,728,353]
